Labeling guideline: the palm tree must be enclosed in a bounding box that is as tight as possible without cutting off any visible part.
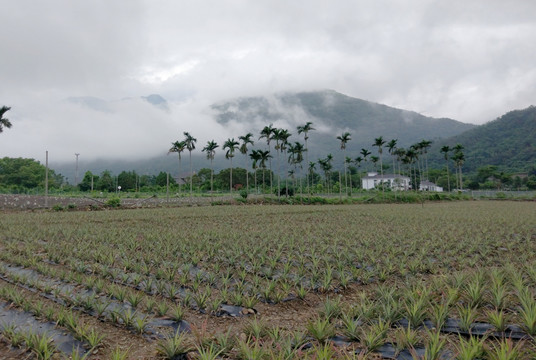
[453,144,465,191]
[278,129,292,195]
[419,139,432,182]
[272,128,285,198]
[387,139,398,189]
[410,143,423,187]
[405,149,418,190]
[288,142,306,196]
[345,156,353,194]
[259,124,276,195]
[258,150,272,194]
[360,148,371,171]
[0,106,12,133]
[202,140,219,195]
[297,122,315,195]
[168,140,187,195]
[394,147,406,179]
[238,133,254,192]
[336,132,351,196]
[370,156,379,171]
[354,156,363,190]
[183,132,197,196]
[223,138,240,194]
[308,161,316,193]
[440,145,451,192]
[318,154,333,195]
[249,150,262,194]
[453,151,465,191]
[373,136,386,193]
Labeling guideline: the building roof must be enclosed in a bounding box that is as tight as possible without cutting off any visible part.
[362,173,410,180]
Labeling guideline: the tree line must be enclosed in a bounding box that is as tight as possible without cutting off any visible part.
[168,123,469,196]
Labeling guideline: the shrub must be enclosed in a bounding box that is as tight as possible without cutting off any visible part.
[52,204,64,211]
[239,190,248,199]
[106,197,121,208]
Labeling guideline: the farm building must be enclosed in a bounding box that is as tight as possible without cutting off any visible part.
[419,180,443,192]
[361,172,410,190]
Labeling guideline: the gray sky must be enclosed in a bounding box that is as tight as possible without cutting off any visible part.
[1,0,535,162]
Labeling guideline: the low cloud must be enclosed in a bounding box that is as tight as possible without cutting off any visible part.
[1,0,535,163]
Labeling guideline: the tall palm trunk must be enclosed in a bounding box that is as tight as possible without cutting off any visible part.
[392,155,396,191]
[254,167,257,194]
[244,155,249,192]
[445,161,450,192]
[189,152,193,197]
[284,150,289,196]
[277,147,281,199]
[210,158,214,198]
[229,158,233,194]
[343,152,348,196]
[305,138,309,196]
[455,166,459,190]
[268,146,273,196]
[379,153,384,196]
[459,165,463,191]
[177,155,182,196]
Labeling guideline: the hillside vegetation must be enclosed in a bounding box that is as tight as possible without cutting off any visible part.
[428,106,536,172]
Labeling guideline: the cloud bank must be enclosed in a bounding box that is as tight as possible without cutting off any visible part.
[1,0,535,162]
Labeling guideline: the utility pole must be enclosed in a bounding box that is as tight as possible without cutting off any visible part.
[45,151,49,207]
[74,153,80,185]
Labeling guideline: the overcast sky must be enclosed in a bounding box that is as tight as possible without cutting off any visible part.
[1,0,535,163]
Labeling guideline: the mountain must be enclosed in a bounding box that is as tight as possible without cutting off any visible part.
[428,105,536,173]
[53,90,481,179]
[65,96,112,112]
[212,90,476,160]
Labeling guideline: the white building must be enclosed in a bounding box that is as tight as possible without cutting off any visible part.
[361,172,410,190]
[419,180,443,192]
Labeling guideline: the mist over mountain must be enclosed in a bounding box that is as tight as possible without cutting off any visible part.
[65,94,169,112]
[52,90,479,180]
[212,90,475,160]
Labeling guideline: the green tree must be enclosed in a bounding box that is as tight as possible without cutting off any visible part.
[238,133,254,192]
[373,136,386,194]
[258,149,272,193]
[168,140,187,194]
[278,129,292,196]
[419,139,432,181]
[297,121,315,194]
[118,171,137,191]
[288,142,306,195]
[318,155,333,194]
[155,171,176,187]
[97,170,115,192]
[336,132,351,195]
[387,139,398,187]
[0,157,62,189]
[259,124,276,195]
[440,145,451,192]
[249,149,262,194]
[79,171,98,192]
[360,148,371,172]
[0,106,12,133]
[223,138,239,193]
[272,128,285,198]
[183,132,197,196]
[202,140,219,195]
[453,144,465,190]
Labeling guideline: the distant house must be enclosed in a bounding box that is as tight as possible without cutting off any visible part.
[361,172,410,190]
[419,180,443,192]
[173,171,195,185]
